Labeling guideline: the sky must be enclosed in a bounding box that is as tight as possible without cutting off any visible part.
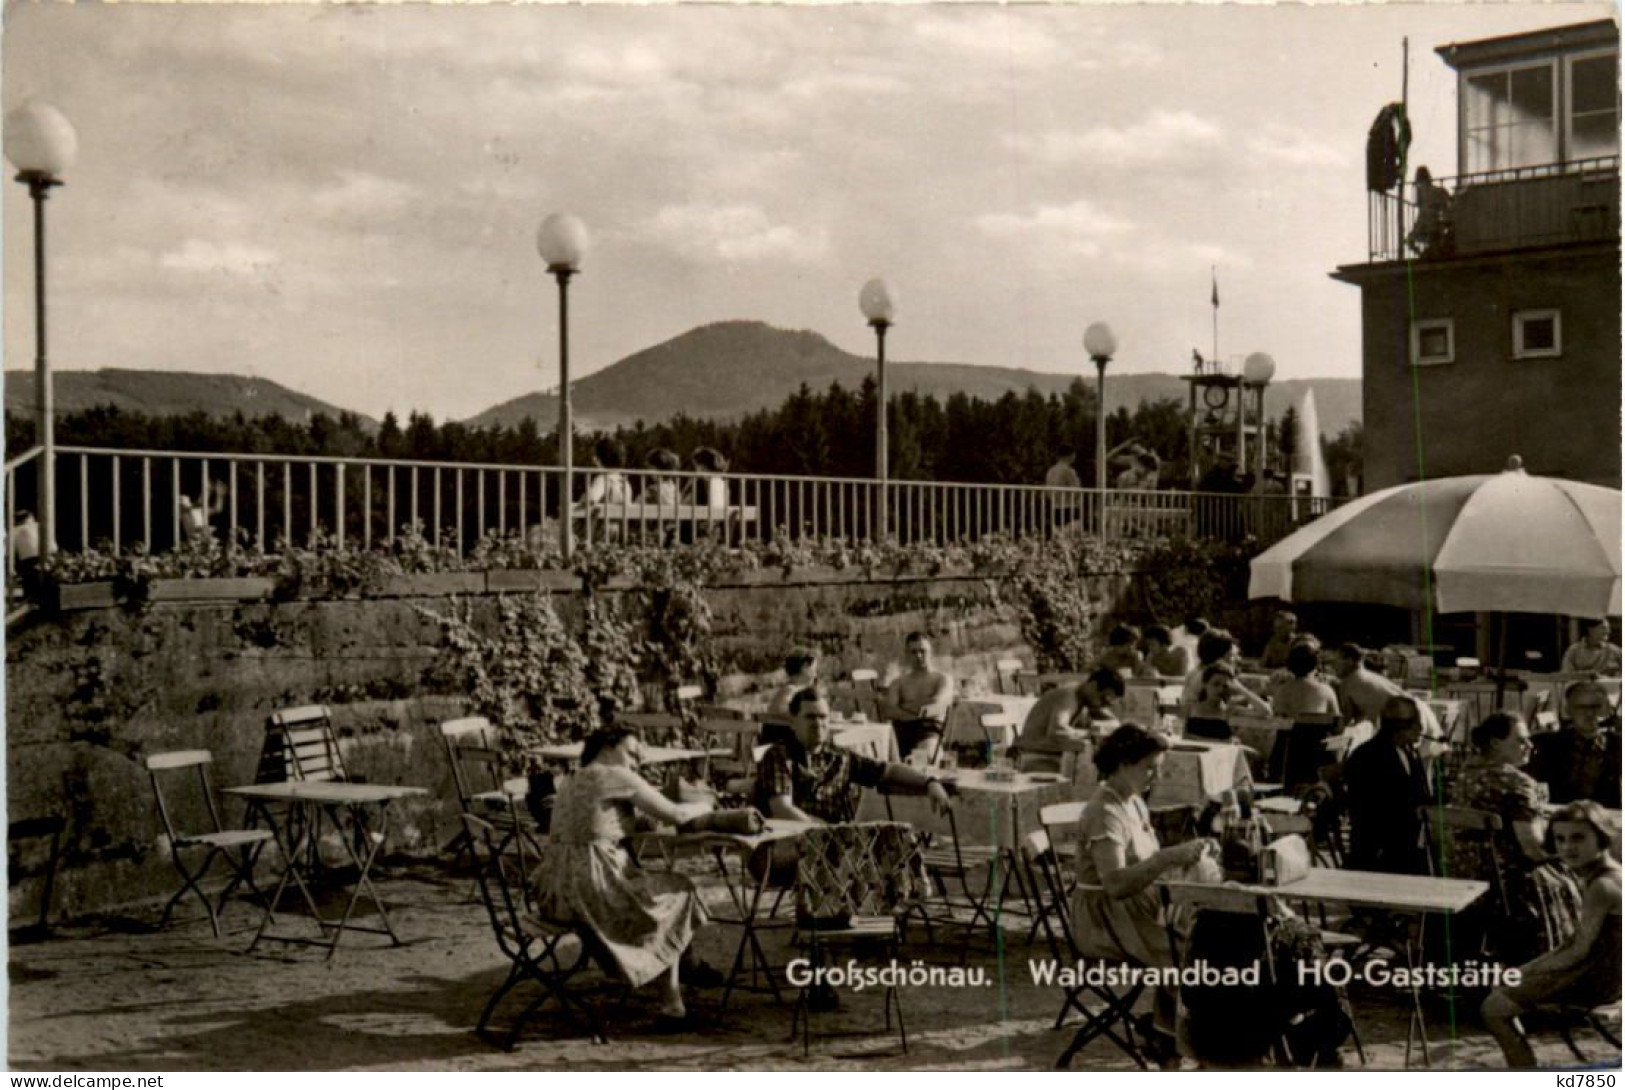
[2,1,1614,422]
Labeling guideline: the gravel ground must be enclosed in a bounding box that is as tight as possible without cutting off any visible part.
[8,860,1618,1072]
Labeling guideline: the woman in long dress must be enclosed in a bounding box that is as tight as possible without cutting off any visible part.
[1449,712,1582,965]
[533,728,712,1020]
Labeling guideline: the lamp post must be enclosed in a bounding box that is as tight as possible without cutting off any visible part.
[859,278,896,539]
[1242,351,1276,481]
[1083,322,1117,540]
[537,213,589,560]
[5,101,77,559]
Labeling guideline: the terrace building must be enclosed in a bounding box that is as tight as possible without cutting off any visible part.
[1332,19,1621,491]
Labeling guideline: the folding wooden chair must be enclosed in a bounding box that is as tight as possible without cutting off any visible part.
[995,658,1025,695]
[700,717,763,799]
[1047,877,1149,1069]
[788,821,928,1057]
[8,813,66,940]
[1419,805,1510,911]
[441,717,539,866]
[1555,1001,1622,1063]
[1039,801,1085,861]
[885,797,1002,959]
[259,705,347,783]
[463,814,608,1048]
[146,749,274,937]
[1268,713,1342,794]
[1019,828,1071,962]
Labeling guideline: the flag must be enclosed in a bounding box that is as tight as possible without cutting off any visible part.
[1211,269,1219,309]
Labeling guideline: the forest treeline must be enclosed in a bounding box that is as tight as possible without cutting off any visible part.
[5,374,1364,491]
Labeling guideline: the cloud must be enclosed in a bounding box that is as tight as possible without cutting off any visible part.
[1246,124,1348,169]
[974,199,1135,256]
[157,239,280,279]
[912,12,1063,66]
[1006,111,1224,168]
[310,170,419,222]
[779,69,911,100]
[641,204,830,264]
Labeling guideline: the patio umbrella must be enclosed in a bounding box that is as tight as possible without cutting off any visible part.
[1249,460,1620,618]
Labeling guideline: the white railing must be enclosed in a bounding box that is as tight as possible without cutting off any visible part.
[18,445,1335,558]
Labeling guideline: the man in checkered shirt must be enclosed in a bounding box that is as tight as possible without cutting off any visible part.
[754,688,951,824]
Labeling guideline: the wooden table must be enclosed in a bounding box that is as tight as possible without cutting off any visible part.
[533,742,712,766]
[223,781,427,959]
[1168,867,1489,1068]
[858,768,1085,853]
[634,818,817,1010]
[1146,742,1252,808]
[829,720,898,762]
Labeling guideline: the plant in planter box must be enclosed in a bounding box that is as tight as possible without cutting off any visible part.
[1002,540,1098,673]
[420,592,598,772]
[579,594,642,725]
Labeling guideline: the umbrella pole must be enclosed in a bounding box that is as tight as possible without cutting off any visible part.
[1494,612,1510,707]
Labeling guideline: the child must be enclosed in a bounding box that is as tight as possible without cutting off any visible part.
[1481,801,1622,1067]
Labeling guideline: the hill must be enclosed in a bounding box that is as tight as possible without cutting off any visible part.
[467,321,1361,436]
[4,369,375,428]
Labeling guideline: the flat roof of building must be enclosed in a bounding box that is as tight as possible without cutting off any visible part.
[1437,18,1618,70]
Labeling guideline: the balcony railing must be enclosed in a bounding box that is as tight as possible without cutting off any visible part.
[1368,155,1620,262]
[4,445,1337,573]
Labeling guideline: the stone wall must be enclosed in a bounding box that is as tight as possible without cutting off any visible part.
[7,567,1133,922]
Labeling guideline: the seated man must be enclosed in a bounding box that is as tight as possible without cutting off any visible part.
[1342,696,1433,875]
[1258,611,1298,671]
[753,688,950,825]
[877,632,955,764]
[1528,681,1622,809]
[766,647,819,719]
[1097,625,1144,677]
[1016,667,1125,773]
[1135,624,1189,679]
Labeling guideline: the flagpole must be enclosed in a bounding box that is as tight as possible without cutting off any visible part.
[1210,266,1219,368]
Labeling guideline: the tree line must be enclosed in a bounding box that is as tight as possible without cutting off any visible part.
[5,375,1363,493]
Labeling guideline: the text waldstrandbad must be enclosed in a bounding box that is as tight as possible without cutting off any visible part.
[1030,958,1523,991]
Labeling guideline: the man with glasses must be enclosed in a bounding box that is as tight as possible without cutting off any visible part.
[1342,695,1434,875]
[1528,681,1621,808]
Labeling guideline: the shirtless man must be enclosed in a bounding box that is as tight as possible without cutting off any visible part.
[1015,667,1125,773]
[879,632,955,764]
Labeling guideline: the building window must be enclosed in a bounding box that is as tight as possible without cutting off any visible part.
[1568,51,1620,162]
[1411,318,1455,366]
[1464,61,1557,173]
[1513,309,1562,359]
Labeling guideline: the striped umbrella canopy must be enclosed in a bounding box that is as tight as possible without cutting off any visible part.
[1249,466,1621,617]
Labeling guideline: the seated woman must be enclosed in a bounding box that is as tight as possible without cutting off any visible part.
[1561,617,1622,677]
[532,728,713,1023]
[1449,713,1582,965]
[1482,801,1622,1068]
[1184,662,1272,742]
[1269,641,1339,720]
[1073,723,1215,1059]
